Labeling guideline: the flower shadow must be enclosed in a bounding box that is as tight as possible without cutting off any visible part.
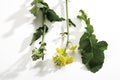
[30,59,60,77]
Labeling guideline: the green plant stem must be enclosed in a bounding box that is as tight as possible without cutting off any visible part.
[64,0,69,52]
[41,12,46,44]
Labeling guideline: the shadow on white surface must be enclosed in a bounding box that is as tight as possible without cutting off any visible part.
[0,46,33,80]
[30,59,60,77]
[0,0,87,79]
[3,0,31,38]
[70,18,83,42]
[32,12,43,30]
[19,35,32,53]
[52,0,65,10]
[0,2,34,77]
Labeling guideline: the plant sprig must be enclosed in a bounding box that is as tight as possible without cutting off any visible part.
[64,0,76,53]
[30,0,64,61]
[77,10,108,73]
[52,0,77,66]
[29,0,109,73]
[30,0,65,22]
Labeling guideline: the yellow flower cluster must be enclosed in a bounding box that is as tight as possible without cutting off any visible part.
[53,45,77,66]
[53,55,74,66]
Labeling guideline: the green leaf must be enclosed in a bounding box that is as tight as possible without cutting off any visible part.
[77,10,87,21]
[30,6,39,17]
[68,19,76,27]
[30,0,65,22]
[85,24,94,34]
[89,34,98,46]
[86,18,90,25]
[30,0,49,17]
[79,35,107,73]
[46,9,65,22]
[81,52,93,64]
[86,47,105,73]
[31,0,43,5]
[96,41,108,51]
[78,10,108,73]
[30,25,48,45]
[78,33,91,50]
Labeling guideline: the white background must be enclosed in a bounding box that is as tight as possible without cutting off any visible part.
[0,0,120,80]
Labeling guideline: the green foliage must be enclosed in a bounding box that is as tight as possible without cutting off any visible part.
[46,9,65,22]
[30,0,64,22]
[78,10,108,73]
[68,19,76,27]
[32,42,46,61]
[31,0,43,5]
[30,0,44,17]
[30,25,48,45]
[30,0,65,61]
[30,0,109,72]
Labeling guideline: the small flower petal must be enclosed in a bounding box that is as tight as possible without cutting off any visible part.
[56,48,65,55]
[69,45,77,51]
[66,57,74,64]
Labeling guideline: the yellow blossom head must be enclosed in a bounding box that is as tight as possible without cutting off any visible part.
[53,47,75,66]
[52,55,74,66]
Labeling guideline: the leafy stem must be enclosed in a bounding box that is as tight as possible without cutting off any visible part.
[30,0,65,61]
[32,11,47,61]
[77,10,108,73]
[41,12,46,43]
[64,0,69,53]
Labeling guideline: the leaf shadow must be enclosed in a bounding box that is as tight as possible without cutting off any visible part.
[69,18,89,71]
[3,0,31,38]
[69,17,84,45]
[30,0,65,47]
[16,1,64,78]
[69,17,84,61]
[52,0,65,10]
[19,0,62,53]
[19,35,32,53]
[0,0,80,79]
[0,46,33,80]
[0,0,33,79]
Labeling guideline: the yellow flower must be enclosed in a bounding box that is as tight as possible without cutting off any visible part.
[59,55,67,66]
[56,48,65,55]
[53,47,75,66]
[69,45,77,51]
[52,55,74,66]
[52,55,67,66]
